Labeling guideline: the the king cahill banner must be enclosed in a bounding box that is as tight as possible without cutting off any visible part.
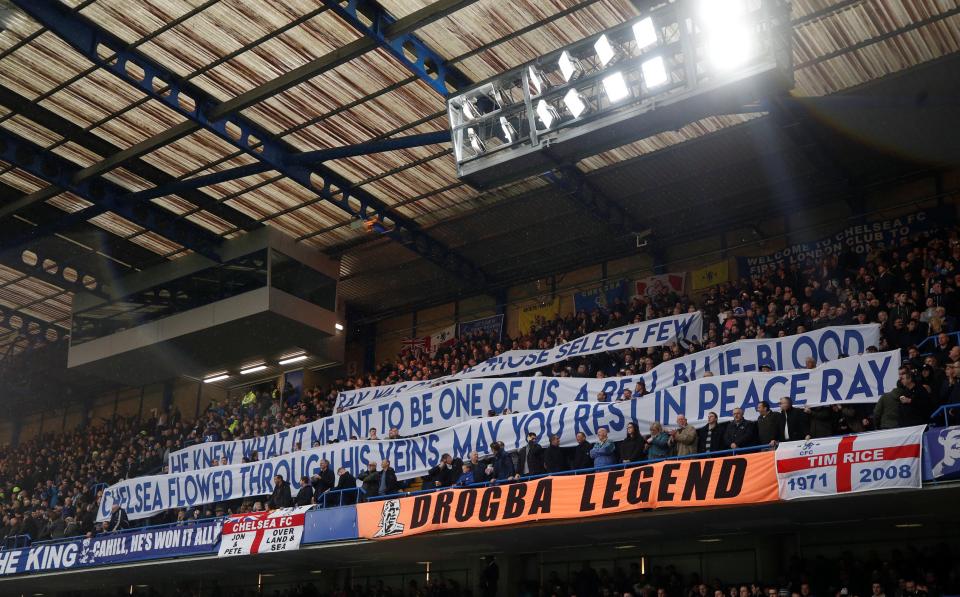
[357,451,779,540]
[737,210,945,278]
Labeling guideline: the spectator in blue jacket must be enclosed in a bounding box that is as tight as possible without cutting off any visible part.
[645,422,672,459]
[486,442,515,480]
[455,463,475,486]
[589,427,617,468]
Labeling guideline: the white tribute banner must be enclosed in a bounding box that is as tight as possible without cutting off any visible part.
[775,425,924,500]
[335,324,881,411]
[334,311,705,409]
[217,506,311,557]
[104,351,898,521]
[171,324,882,472]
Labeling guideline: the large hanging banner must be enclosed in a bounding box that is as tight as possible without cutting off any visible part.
[110,350,898,521]
[634,273,685,299]
[518,297,560,334]
[574,278,629,313]
[218,506,312,557]
[0,519,222,577]
[357,451,778,540]
[335,323,880,412]
[171,347,893,473]
[458,314,504,341]
[336,311,705,410]
[775,426,924,500]
[737,210,942,278]
[921,425,960,481]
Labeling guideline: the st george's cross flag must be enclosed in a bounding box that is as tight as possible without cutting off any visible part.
[775,426,924,500]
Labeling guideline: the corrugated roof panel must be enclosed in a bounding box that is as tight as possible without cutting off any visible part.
[0,32,92,100]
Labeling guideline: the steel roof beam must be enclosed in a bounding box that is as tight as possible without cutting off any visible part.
[290,131,450,164]
[14,0,487,284]
[0,304,69,333]
[0,128,224,261]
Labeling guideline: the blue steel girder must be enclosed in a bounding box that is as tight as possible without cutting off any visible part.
[1,249,110,300]
[323,0,472,96]
[13,0,487,285]
[0,127,224,262]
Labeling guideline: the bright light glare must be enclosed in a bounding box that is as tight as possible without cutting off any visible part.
[203,374,229,383]
[240,364,267,375]
[563,89,586,118]
[633,17,658,50]
[602,72,629,103]
[335,322,344,331]
[699,0,747,29]
[278,354,308,365]
[558,50,577,82]
[594,34,615,67]
[536,99,555,128]
[642,56,668,88]
[707,25,754,70]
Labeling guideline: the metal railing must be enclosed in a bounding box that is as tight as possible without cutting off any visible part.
[930,401,960,428]
[916,331,960,352]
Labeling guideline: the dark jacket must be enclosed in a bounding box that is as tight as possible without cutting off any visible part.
[107,507,129,532]
[378,467,400,496]
[358,469,380,497]
[806,406,836,439]
[722,418,758,448]
[491,450,515,480]
[780,407,809,441]
[294,484,314,507]
[267,480,294,509]
[312,468,336,495]
[697,423,727,453]
[335,471,358,505]
[570,441,593,470]
[617,434,645,462]
[899,384,931,426]
[469,461,490,483]
[544,445,567,473]
[756,411,784,444]
[516,441,546,475]
[428,459,463,487]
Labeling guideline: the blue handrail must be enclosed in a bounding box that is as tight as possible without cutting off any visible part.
[917,331,960,351]
[930,401,960,428]
[367,444,768,502]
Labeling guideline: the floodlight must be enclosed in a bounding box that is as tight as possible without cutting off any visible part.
[563,88,587,118]
[594,34,615,66]
[528,66,545,95]
[633,17,658,50]
[240,364,267,375]
[699,0,747,29]
[461,100,479,121]
[499,116,517,143]
[707,24,754,70]
[536,99,556,128]
[602,71,630,102]
[203,373,229,383]
[467,128,485,153]
[641,56,668,88]
[278,354,308,365]
[335,322,344,331]
[558,50,578,82]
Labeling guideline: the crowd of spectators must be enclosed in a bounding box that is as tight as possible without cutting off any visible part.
[2,223,960,545]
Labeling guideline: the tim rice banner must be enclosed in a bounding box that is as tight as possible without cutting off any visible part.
[108,351,897,520]
[634,273,685,298]
[574,278,629,313]
[218,506,311,557]
[775,426,923,500]
[737,210,942,278]
[0,519,221,577]
[336,311,706,410]
[921,425,960,481]
[336,323,880,412]
[173,341,892,472]
[358,451,778,540]
[458,314,504,341]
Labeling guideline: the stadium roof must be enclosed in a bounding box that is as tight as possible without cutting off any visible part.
[0,0,958,359]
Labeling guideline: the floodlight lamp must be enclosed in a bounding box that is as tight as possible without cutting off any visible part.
[499,116,517,143]
[558,50,578,82]
[707,24,754,70]
[467,128,485,153]
[594,34,615,67]
[699,0,747,30]
[641,56,668,88]
[528,66,545,95]
[563,88,587,118]
[461,99,479,121]
[633,17,658,51]
[602,71,630,103]
[536,99,556,128]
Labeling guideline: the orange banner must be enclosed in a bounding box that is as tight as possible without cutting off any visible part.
[357,452,778,540]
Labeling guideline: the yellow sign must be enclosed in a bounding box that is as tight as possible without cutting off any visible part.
[692,260,729,290]
[518,297,560,334]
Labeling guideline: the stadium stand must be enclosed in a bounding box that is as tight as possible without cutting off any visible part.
[0,0,959,595]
